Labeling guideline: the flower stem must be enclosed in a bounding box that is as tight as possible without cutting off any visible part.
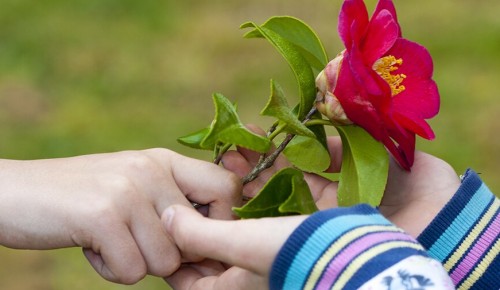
[242,106,318,185]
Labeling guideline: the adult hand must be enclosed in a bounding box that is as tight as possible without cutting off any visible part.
[163,205,306,290]
[0,148,241,284]
[221,134,460,237]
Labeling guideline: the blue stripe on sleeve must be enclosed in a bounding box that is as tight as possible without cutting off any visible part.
[428,184,493,261]
[270,205,390,290]
[418,169,483,250]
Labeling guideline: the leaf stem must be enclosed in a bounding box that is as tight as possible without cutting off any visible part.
[213,143,232,165]
[267,123,287,141]
[305,118,335,127]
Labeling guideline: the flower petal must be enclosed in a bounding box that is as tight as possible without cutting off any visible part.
[362,9,399,64]
[389,39,434,79]
[332,0,439,171]
[334,61,386,142]
[389,38,440,120]
[338,0,369,49]
[393,112,436,140]
[385,115,416,169]
[347,47,394,114]
[373,0,401,36]
[393,77,440,119]
[383,126,415,170]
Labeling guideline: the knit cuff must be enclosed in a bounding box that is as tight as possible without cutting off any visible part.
[417,169,499,289]
[270,205,445,290]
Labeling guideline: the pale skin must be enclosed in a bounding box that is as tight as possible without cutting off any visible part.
[163,135,461,290]
[0,148,241,285]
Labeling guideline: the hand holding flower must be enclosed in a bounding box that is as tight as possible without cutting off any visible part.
[222,134,460,237]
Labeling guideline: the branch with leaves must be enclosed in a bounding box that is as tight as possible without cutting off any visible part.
[178,0,440,218]
[178,16,389,218]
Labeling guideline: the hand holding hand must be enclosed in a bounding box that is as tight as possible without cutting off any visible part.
[0,148,241,284]
[164,134,462,289]
[163,205,306,290]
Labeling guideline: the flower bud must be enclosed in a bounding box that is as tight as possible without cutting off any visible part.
[315,52,353,125]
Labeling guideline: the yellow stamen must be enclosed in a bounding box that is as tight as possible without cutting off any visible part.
[373,55,406,96]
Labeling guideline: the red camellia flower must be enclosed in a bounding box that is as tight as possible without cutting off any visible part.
[316,0,440,170]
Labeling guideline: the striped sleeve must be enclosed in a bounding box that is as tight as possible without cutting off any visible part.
[269,205,454,290]
[417,169,500,289]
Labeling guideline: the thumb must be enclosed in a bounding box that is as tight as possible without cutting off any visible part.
[162,205,305,274]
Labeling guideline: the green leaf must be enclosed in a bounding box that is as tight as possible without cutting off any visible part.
[282,109,330,173]
[177,127,211,150]
[241,20,317,119]
[217,125,270,152]
[242,16,328,71]
[261,80,314,137]
[200,93,271,153]
[279,174,319,214]
[176,93,271,152]
[336,125,389,206]
[233,167,318,218]
[283,134,330,173]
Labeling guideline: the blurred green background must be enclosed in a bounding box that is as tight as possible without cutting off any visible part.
[0,0,498,289]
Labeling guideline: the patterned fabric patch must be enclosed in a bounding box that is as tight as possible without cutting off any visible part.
[358,256,455,290]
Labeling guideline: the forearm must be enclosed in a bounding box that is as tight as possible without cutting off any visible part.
[0,158,76,249]
[270,205,454,290]
[417,169,500,289]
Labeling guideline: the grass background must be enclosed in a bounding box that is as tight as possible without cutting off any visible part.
[0,0,499,289]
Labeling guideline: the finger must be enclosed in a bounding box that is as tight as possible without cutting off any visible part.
[236,124,288,172]
[166,266,265,290]
[165,264,210,290]
[165,260,227,290]
[325,136,343,173]
[237,146,263,168]
[221,150,253,179]
[236,124,268,167]
[130,205,181,277]
[212,267,267,290]
[163,205,306,275]
[237,124,289,172]
[221,151,267,198]
[304,173,339,210]
[167,152,242,220]
[189,259,227,276]
[83,224,146,284]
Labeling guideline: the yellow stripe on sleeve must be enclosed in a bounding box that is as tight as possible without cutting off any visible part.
[332,241,424,290]
[303,225,401,290]
[458,238,500,290]
[444,199,500,270]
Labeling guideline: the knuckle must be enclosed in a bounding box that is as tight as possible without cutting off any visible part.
[122,151,158,176]
[83,188,119,219]
[102,173,141,204]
